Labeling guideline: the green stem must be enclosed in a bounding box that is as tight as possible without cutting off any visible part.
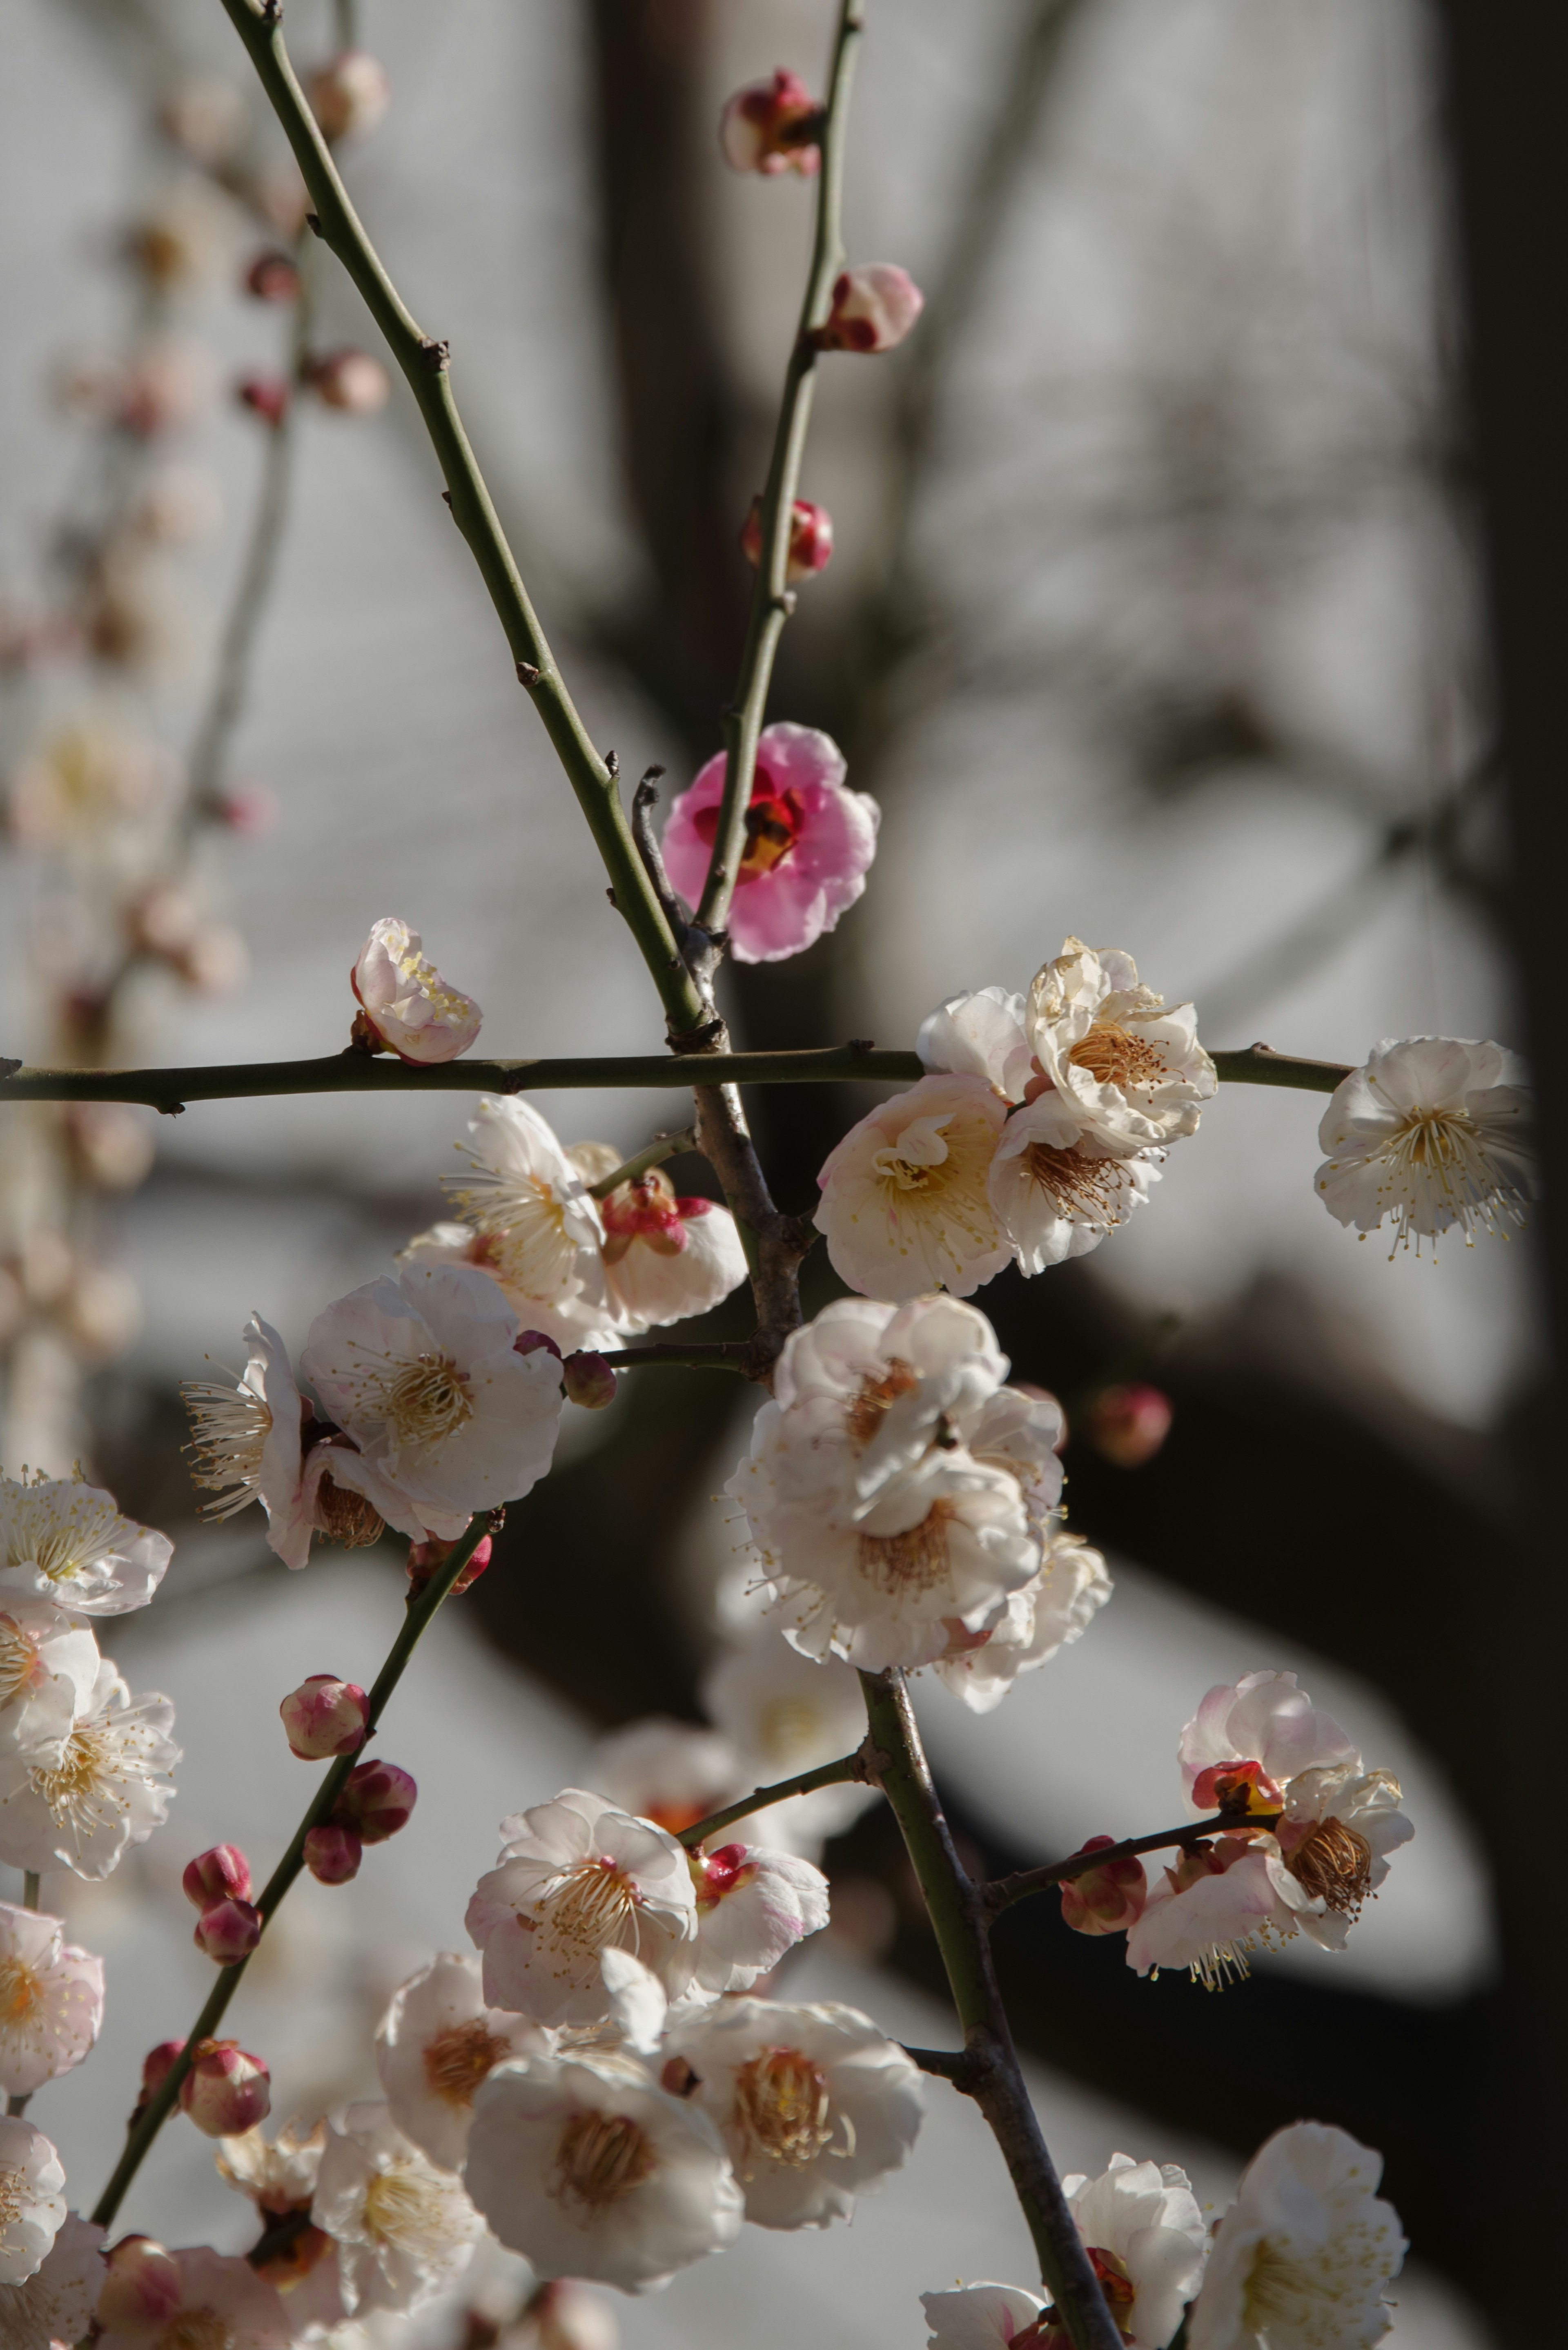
[983,1810,1275,1917]
[214,0,704,1035]
[676,1752,867,1849]
[89,1513,490,2231]
[585,1126,698,1200]
[696,0,863,934]
[860,1670,1123,2350]
[1209,1045,1352,1092]
[598,1341,751,1376]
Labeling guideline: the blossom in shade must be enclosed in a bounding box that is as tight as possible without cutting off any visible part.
[181,1313,312,1554]
[595,1168,748,1330]
[280,1675,368,1760]
[988,1095,1163,1273]
[351,918,482,1065]
[670,1997,922,2230]
[0,2210,104,2350]
[308,349,391,414]
[0,1601,101,1759]
[816,1075,1011,1299]
[1314,1036,1532,1254]
[0,1904,105,2096]
[1025,939,1216,1152]
[306,49,392,142]
[690,1843,831,1993]
[727,1295,1055,1672]
[180,2040,271,2137]
[465,1789,699,2025]
[0,2118,65,2283]
[375,1953,546,2173]
[564,1352,617,1409]
[465,2047,743,2292]
[719,69,820,174]
[96,2242,289,2350]
[311,2100,483,2315]
[1059,1839,1148,1938]
[216,2120,341,2318]
[0,1471,171,1615]
[929,1530,1111,1712]
[921,2281,1049,2347]
[432,1097,617,1352]
[588,1718,742,1839]
[300,1260,563,1532]
[1127,1840,1298,1992]
[0,1659,179,1881]
[1085,1382,1172,1467]
[1186,2122,1405,2350]
[660,723,879,965]
[1057,2154,1208,2348]
[740,495,833,581]
[701,1628,876,1856]
[236,372,289,428]
[818,264,926,352]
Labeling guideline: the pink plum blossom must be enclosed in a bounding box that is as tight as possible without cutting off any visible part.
[818,264,925,352]
[0,2210,105,2348]
[0,2118,65,2283]
[719,69,821,174]
[0,1904,105,2097]
[97,2242,289,2350]
[689,1841,831,1993]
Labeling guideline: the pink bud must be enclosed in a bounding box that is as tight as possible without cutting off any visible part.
[514,1328,563,1361]
[307,348,390,415]
[818,264,925,355]
[739,495,834,583]
[563,1351,617,1410]
[244,249,300,303]
[194,1898,263,1964]
[179,2038,271,2136]
[1084,1382,1173,1469]
[719,68,822,176]
[303,1823,362,1884]
[1059,1837,1148,1938]
[334,1757,416,1844]
[407,1530,492,1599]
[236,372,291,428]
[182,1844,251,1909]
[141,2039,185,2097]
[307,49,392,143]
[210,783,277,834]
[98,2235,183,2330]
[280,1673,370,1760]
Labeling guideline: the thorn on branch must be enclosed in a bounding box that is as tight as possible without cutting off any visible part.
[418,337,451,373]
[440,491,453,508]
[515,661,541,688]
[605,749,619,779]
[304,211,322,238]
[260,0,283,23]
[605,887,617,907]
[0,1059,19,1081]
[157,1101,186,1118]
[848,1037,876,1054]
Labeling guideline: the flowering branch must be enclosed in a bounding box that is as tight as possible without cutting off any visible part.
[89,1511,493,2230]
[213,0,707,1036]
[859,1670,1124,2350]
[982,1810,1281,1918]
[695,0,862,935]
[675,1750,871,1850]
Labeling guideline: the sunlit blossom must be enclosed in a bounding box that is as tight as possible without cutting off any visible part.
[689,1842,831,1994]
[376,1953,546,2173]
[0,1470,170,1615]
[816,1075,1011,1300]
[1026,939,1216,1153]
[0,1658,179,1881]
[351,916,481,1064]
[1187,2122,1405,2350]
[0,1902,104,2096]
[312,2100,483,2316]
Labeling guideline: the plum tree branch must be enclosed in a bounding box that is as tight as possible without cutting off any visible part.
[983,1809,1280,1917]
[675,1750,870,1849]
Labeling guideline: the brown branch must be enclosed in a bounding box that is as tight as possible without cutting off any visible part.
[983,1810,1278,1918]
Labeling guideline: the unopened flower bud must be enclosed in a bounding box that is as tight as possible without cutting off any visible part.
[307,348,390,415]
[406,1530,492,1598]
[98,2235,183,2331]
[333,1757,416,1844]
[739,495,833,583]
[719,68,821,175]
[179,2038,271,2136]
[563,1350,617,1410]
[1084,1382,1173,1469]
[194,1897,263,1964]
[236,372,291,428]
[307,49,392,143]
[1191,1758,1285,1820]
[280,1673,370,1760]
[183,1843,252,1909]
[514,1328,563,1362]
[304,1823,362,1884]
[818,263,925,354]
[523,2279,624,2350]
[1059,1837,1148,1938]
[141,2039,185,2098]
[245,249,301,303]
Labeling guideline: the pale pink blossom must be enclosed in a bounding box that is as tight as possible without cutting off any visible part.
[216,2121,343,2323]
[588,1717,742,1840]
[817,1075,1011,1300]
[0,2118,65,2284]
[921,2280,1049,2348]
[988,1094,1163,1273]
[0,1600,101,1760]
[719,69,820,174]
[280,1674,368,1760]
[740,495,833,580]
[0,1660,179,1881]
[1187,2122,1405,2350]
[929,1530,1110,1712]
[376,1953,546,2173]
[307,49,392,142]
[596,1169,748,1329]
[1058,1839,1148,1938]
[1314,1036,1532,1254]
[690,1841,831,1993]
[433,1097,618,1351]
[182,1314,318,1562]
[1127,1840,1298,1991]
[97,2242,288,2350]
[0,1904,104,2096]
[1026,939,1216,1153]
[310,348,391,414]
[1178,1672,1359,1809]
[159,73,249,166]
[312,2100,483,2315]
[0,2210,104,2350]
[351,918,482,1065]
[0,1470,170,1615]
[819,264,926,352]
[1058,2154,1207,2348]
[661,723,879,964]
[918,987,1035,1102]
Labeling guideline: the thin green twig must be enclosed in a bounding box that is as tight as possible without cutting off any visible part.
[584,1125,698,1199]
[676,1752,868,1849]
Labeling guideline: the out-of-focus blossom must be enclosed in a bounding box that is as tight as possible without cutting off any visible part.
[182,1844,251,1908]
[304,1824,361,1885]
[0,1904,104,2096]
[8,716,175,847]
[1186,2123,1405,2350]
[0,2119,65,2281]
[719,68,821,174]
[140,2041,185,2102]
[921,2280,1049,2347]
[1058,2154,1208,2348]
[244,250,301,303]
[0,1659,179,1881]
[512,2278,622,2350]
[129,464,223,548]
[0,1470,170,1615]
[817,264,925,352]
[0,2210,104,2350]
[236,372,291,428]
[740,495,833,581]
[929,1530,1111,1712]
[465,1788,699,2024]
[209,783,277,834]
[193,1899,262,1965]
[701,1628,875,1854]
[432,1097,617,1351]
[307,50,392,143]
[375,1953,545,2173]
[114,338,213,437]
[158,73,248,164]
[1084,1382,1173,1467]
[816,1076,1011,1299]
[61,1101,157,1191]
[124,179,224,291]
[1315,1036,1532,1254]
[466,2047,743,2292]
[312,2100,482,2316]
[97,2241,288,2350]
[1059,1838,1148,1938]
[661,723,878,965]
[690,1841,830,1993]
[279,1674,368,1760]
[308,348,392,414]
[670,1996,922,2230]
[180,2039,271,2137]
[989,1095,1163,1273]
[333,1758,417,1844]
[562,1350,617,1409]
[351,918,482,1064]
[595,1166,748,1330]
[588,1717,741,1838]
[1026,939,1216,1153]
[217,2120,340,2312]
[0,1599,100,1757]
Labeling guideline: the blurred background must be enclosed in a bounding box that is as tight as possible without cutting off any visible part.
[0,1,1530,2343]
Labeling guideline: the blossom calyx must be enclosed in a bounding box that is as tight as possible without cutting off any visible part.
[182,1844,252,1909]
[306,49,391,143]
[1059,1839,1147,1938]
[194,1899,263,1965]
[719,69,822,174]
[351,918,482,1064]
[817,265,925,353]
[179,2039,271,2136]
[333,1757,417,1844]
[1191,1758,1285,1820]
[563,1351,616,1410]
[741,495,833,582]
[280,1673,370,1759]
[304,1823,362,1884]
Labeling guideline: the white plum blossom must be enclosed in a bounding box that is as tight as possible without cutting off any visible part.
[689,1842,831,1993]
[701,1625,876,1854]
[0,1601,101,1759]
[1187,2122,1405,2350]
[351,917,482,1064]
[0,2211,103,2350]
[312,2100,483,2317]
[1127,1840,1299,1991]
[0,1658,179,1880]
[1178,1671,1359,1810]
[593,1166,749,1331]
[0,1471,171,1615]
[182,1312,303,1525]
[930,1531,1111,1713]
[918,987,1034,1103]
[375,1953,546,2172]
[727,1296,1060,1672]
[815,1074,1010,1300]
[588,1717,742,1840]
[1059,2154,1208,2348]
[1314,1036,1532,1253]
[1025,939,1216,1152]
[0,1903,105,2096]
[670,1996,922,2230]
[301,1260,563,1534]
[921,2280,1050,2348]
[96,2242,290,2350]
[465,2045,744,2292]
[429,1097,619,1351]
[0,2118,65,2284]
[987,1093,1163,1272]
[465,1789,699,2025]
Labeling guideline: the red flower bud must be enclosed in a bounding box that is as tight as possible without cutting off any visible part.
[303,1823,363,1884]
[182,1844,252,1909]
[1058,1837,1148,1938]
[514,1328,563,1361]
[563,1350,617,1410]
[818,264,924,354]
[179,2038,271,2136]
[244,250,301,303]
[235,372,291,428]
[1084,1382,1173,1469]
[739,495,834,583]
[141,2038,185,2096]
[280,1673,370,1760]
[333,1757,416,1844]
[719,68,822,175]
[406,1531,492,1598]
[193,1898,262,1964]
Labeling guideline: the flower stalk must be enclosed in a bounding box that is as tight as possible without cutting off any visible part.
[675,1751,870,1850]
[982,1809,1279,1917]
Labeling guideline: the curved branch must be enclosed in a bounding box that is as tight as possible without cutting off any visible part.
[675,1750,870,1849]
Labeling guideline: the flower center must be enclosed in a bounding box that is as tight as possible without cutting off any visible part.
[181,1380,272,1520]
[871,1124,950,1192]
[1086,2246,1136,2309]
[1285,1816,1373,1915]
[551,2111,655,2211]
[2,1476,124,1582]
[1374,1106,1527,1249]
[0,1955,42,2024]
[733,2047,834,2171]
[1021,1141,1122,1219]
[311,1472,385,1549]
[0,2159,23,2226]
[540,1857,639,1954]
[30,1721,116,1829]
[362,2163,461,2259]
[845,1358,920,1446]
[423,2017,509,2107]
[691,777,805,883]
[0,1615,42,1705]
[155,2315,235,2350]
[359,1351,472,1449]
[600,1170,686,1264]
[857,1500,955,1596]
[1069,1023,1169,1089]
